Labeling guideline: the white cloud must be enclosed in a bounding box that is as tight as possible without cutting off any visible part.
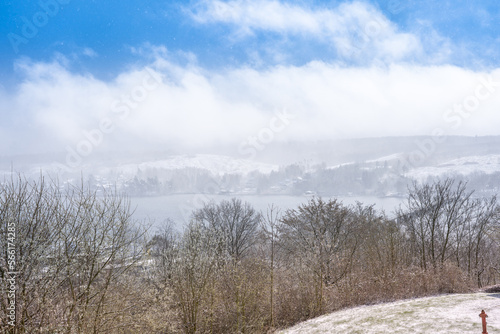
[4,55,500,158]
[189,0,445,64]
[191,0,322,35]
[82,47,98,58]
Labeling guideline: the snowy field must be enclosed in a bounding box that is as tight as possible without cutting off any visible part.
[406,155,500,181]
[279,293,500,334]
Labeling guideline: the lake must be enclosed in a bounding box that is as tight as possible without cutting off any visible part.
[129,194,405,232]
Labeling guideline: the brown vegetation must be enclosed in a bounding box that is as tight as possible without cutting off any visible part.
[1,177,499,333]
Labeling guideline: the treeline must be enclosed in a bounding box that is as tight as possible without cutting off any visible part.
[112,162,500,198]
[1,176,499,333]
[110,162,406,196]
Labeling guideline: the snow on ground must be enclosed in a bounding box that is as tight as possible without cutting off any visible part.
[279,293,500,334]
[366,153,403,164]
[406,155,500,181]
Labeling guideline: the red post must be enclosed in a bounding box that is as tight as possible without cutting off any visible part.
[479,310,488,334]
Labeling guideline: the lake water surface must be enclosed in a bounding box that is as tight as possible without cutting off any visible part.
[130,194,405,231]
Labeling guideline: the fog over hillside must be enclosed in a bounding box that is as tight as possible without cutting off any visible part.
[2,136,500,201]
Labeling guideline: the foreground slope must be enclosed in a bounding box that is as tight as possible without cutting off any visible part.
[279,293,500,334]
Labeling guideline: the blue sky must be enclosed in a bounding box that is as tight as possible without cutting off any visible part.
[1,0,500,160]
[1,0,499,76]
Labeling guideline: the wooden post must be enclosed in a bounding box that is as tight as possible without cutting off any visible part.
[479,310,488,334]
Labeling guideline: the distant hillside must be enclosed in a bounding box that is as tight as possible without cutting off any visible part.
[249,136,500,166]
[2,136,500,197]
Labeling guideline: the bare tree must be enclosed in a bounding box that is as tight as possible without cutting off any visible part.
[170,221,222,334]
[397,178,500,285]
[0,175,145,334]
[458,196,498,285]
[0,175,66,333]
[192,198,260,261]
[279,198,359,314]
[398,179,475,270]
[259,204,282,329]
[146,219,179,286]
[352,203,406,277]
[61,184,144,334]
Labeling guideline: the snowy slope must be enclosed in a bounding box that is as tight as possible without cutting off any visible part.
[406,155,500,181]
[279,293,500,334]
[366,153,404,163]
[0,154,280,183]
[103,154,279,177]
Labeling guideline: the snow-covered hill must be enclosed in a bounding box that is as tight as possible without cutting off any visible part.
[406,155,500,181]
[279,293,500,334]
[3,136,500,197]
[101,154,279,177]
[0,154,279,178]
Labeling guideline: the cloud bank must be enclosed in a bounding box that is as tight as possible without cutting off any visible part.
[1,0,500,160]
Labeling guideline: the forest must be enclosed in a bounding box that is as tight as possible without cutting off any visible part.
[1,176,499,333]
